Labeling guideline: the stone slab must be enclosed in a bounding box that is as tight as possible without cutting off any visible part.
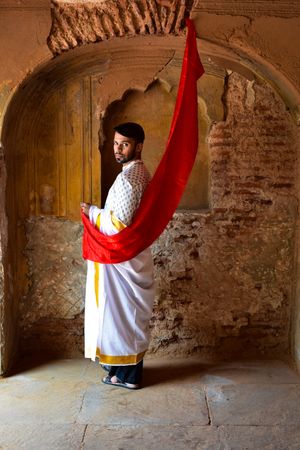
[78,383,209,426]
[83,359,109,382]
[199,360,300,385]
[83,425,220,450]
[219,425,300,450]
[206,384,300,426]
[0,424,85,450]
[0,379,86,424]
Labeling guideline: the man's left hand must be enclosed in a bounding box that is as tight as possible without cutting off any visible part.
[81,202,91,217]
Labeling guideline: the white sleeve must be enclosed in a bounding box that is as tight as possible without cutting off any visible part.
[88,205,102,226]
[112,178,144,226]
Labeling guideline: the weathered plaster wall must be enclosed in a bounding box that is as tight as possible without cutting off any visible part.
[0,1,51,131]
[193,1,300,89]
[0,1,51,91]
[0,0,52,373]
[20,73,299,362]
[0,0,300,370]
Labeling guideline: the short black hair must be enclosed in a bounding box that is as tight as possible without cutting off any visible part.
[113,122,145,143]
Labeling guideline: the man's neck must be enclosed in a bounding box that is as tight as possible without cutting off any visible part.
[122,157,141,169]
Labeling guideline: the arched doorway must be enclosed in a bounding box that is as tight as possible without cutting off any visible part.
[1,33,299,374]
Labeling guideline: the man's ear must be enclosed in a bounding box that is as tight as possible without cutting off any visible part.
[136,143,143,154]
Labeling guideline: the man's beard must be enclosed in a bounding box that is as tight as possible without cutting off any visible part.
[115,147,136,164]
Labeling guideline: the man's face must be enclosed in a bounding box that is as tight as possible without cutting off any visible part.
[113,131,140,165]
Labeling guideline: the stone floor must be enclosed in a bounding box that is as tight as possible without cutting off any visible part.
[0,357,300,449]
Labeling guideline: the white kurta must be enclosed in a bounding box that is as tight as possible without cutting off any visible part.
[84,160,155,365]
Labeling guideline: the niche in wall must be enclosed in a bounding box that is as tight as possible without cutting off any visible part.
[101,79,211,209]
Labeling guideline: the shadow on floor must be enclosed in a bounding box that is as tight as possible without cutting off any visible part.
[142,361,209,387]
[6,353,69,377]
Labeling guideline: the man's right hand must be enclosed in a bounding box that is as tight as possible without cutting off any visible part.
[80,202,91,217]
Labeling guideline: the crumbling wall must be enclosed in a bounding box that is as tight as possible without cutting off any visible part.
[20,73,299,360]
[48,0,192,54]
[150,73,299,359]
[20,218,85,356]
[1,0,300,369]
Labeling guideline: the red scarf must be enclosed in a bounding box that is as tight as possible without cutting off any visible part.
[82,19,204,264]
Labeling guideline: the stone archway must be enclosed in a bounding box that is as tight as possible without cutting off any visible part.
[0,35,215,371]
[1,0,300,375]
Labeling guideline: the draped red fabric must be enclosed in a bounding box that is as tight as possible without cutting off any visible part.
[82,18,204,264]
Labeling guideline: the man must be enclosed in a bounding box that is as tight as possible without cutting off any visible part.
[81,122,154,390]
